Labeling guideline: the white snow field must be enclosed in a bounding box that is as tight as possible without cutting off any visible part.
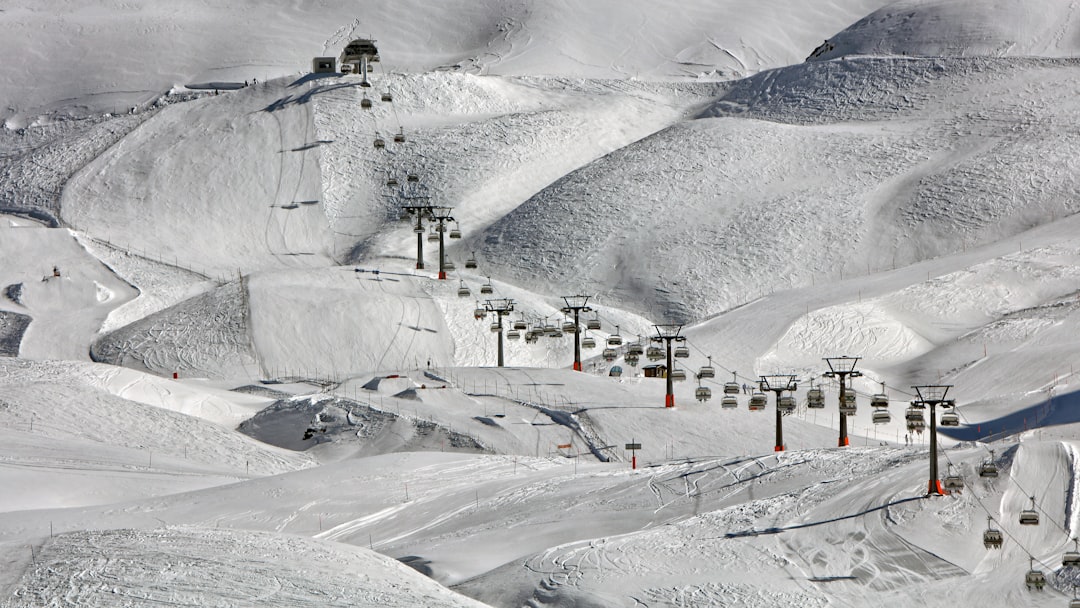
[5,0,1080,606]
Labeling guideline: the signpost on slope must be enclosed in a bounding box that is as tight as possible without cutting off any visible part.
[626,440,642,470]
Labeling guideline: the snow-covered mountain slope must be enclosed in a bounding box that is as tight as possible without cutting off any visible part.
[0,0,893,127]
[809,0,1080,61]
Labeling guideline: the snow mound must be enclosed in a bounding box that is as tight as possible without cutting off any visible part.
[808,0,1080,61]
[6,527,490,607]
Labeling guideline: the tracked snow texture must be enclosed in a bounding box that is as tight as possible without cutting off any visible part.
[7,0,1080,607]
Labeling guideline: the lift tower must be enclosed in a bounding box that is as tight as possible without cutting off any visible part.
[429,206,455,280]
[823,356,862,447]
[652,324,685,408]
[912,384,954,496]
[560,295,593,372]
[759,374,798,452]
[483,298,515,367]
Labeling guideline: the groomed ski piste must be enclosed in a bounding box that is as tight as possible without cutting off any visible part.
[4,0,1080,606]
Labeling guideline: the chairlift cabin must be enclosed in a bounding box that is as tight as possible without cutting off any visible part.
[696,386,712,402]
[382,91,393,102]
[807,387,825,408]
[871,393,889,408]
[480,281,494,295]
[582,336,597,349]
[513,319,528,331]
[624,353,639,366]
[749,392,767,411]
[361,96,372,109]
[388,177,400,187]
[840,392,857,415]
[721,395,738,409]
[473,307,486,320]
[547,327,564,338]
[394,128,405,143]
[872,409,891,424]
[670,368,687,381]
[449,226,461,239]
[674,345,690,358]
[1071,599,1080,608]
[979,461,998,477]
[1026,563,1046,590]
[427,230,439,242]
[778,395,795,413]
[407,173,420,183]
[587,316,601,331]
[627,342,644,356]
[698,364,715,379]
[444,260,455,271]
[373,137,385,149]
[607,331,623,347]
[457,282,471,298]
[1063,539,1080,567]
[507,329,520,340]
[724,381,740,395]
[1020,496,1040,525]
[465,254,478,269]
[646,346,664,361]
[984,518,1004,549]
[940,410,960,426]
[943,471,964,492]
[489,322,502,333]
[602,348,617,362]
[561,320,577,333]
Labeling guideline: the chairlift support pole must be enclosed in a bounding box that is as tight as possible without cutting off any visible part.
[400,202,435,270]
[913,384,953,496]
[430,206,455,280]
[561,295,592,372]
[823,356,862,447]
[485,298,515,367]
[760,374,798,452]
[653,324,684,408]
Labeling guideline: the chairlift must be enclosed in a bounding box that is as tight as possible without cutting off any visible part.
[1026,559,1046,590]
[807,386,825,408]
[670,368,687,381]
[673,345,690,358]
[427,230,439,243]
[473,307,486,320]
[382,91,393,102]
[940,410,960,427]
[407,173,420,183]
[561,319,577,333]
[698,357,716,379]
[871,393,889,408]
[749,392,767,411]
[979,451,998,477]
[943,465,963,491]
[480,279,494,295]
[627,341,644,356]
[607,326,624,347]
[394,128,405,142]
[449,225,462,239]
[507,329,520,340]
[1020,496,1040,525]
[582,335,596,349]
[624,353,639,366]
[646,346,664,361]
[489,322,502,333]
[778,395,795,413]
[443,260,455,271]
[721,395,738,409]
[388,176,400,187]
[872,409,891,424]
[373,137,385,149]
[983,517,1003,549]
[546,326,564,338]
[513,318,528,331]
[465,254,478,269]
[724,372,740,395]
[524,330,539,343]
[840,391,857,415]
[587,316,601,331]
[457,282,471,298]
[696,386,712,402]
[1063,539,1080,567]
[602,348,617,361]
[361,96,372,109]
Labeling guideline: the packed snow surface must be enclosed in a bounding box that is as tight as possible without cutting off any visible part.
[5,0,1080,606]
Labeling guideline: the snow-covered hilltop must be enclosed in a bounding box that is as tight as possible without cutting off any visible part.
[4,1,1080,606]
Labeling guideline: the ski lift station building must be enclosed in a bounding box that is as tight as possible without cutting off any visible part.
[312,57,336,73]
